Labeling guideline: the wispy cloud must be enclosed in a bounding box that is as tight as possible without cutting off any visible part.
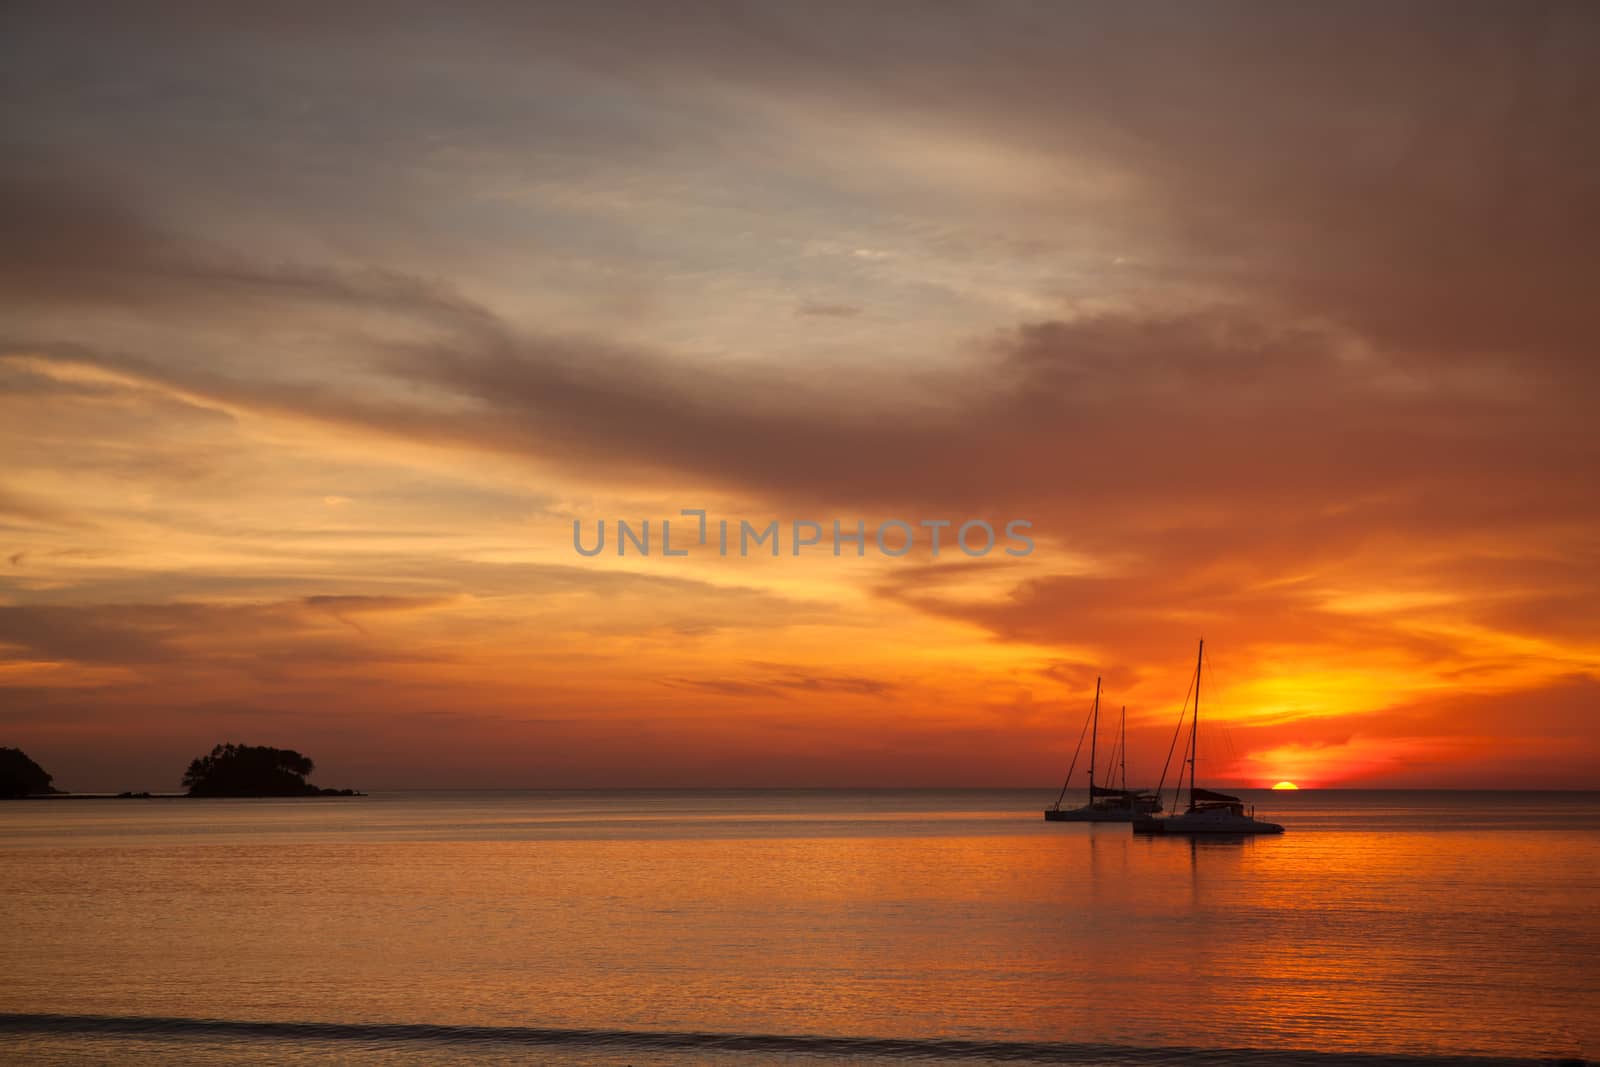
[3,2,1597,788]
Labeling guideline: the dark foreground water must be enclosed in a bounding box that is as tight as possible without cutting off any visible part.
[1,790,1595,1065]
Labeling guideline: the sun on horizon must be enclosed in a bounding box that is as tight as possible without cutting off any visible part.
[1271,781,1300,790]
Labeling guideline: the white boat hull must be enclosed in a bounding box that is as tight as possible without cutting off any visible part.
[1133,808,1283,835]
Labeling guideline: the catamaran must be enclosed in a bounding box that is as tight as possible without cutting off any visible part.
[1044,676,1163,822]
[1132,640,1284,835]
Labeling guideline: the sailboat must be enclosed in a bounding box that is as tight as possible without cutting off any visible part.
[1044,676,1163,822]
[1132,640,1284,835]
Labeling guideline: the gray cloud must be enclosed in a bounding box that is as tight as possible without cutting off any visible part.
[0,598,444,667]
[3,3,1598,787]
[796,303,864,318]
[667,664,897,701]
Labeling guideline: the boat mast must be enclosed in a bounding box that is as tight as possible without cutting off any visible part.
[1088,676,1100,801]
[1120,705,1128,791]
[1190,639,1202,811]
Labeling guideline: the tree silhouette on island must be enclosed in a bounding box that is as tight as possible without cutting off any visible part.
[1,747,64,797]
[183,743,360,797]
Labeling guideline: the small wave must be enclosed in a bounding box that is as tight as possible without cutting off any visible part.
[0,1013,1582,1066]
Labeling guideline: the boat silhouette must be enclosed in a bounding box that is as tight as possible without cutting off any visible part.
[1044,676,1163,822]
[1133,640,1284,835]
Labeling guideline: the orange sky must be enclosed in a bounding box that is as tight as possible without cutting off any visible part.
[2,4,1597,791]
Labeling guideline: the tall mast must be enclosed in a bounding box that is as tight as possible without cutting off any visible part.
[1088,676,1100,801]
[1120,705,1128,791]
[1190,639,1202,811]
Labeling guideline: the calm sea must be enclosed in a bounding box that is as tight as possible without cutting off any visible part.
[1,790,1595,1065]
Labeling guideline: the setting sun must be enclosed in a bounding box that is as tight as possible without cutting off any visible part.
[1271,781,1300,790]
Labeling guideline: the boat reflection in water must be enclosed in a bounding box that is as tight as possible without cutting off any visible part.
[1133,639,1284,836]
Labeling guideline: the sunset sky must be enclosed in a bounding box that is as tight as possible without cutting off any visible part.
[3,3,1597,791]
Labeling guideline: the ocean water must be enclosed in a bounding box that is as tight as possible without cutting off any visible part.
[1,790,1595,1065]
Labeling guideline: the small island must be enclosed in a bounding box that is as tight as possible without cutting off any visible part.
[1,742,361,798]
[183,743,362,796]
[2,746,65,797]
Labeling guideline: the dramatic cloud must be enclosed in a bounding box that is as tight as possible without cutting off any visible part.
[2,2,1596,788]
